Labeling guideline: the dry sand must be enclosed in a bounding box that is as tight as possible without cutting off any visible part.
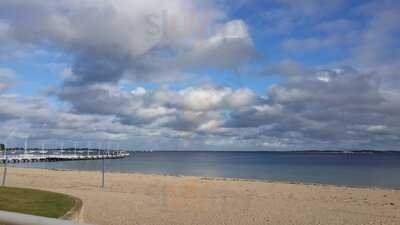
[4,167,400,225]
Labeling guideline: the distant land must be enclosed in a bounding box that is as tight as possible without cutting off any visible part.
[2,148,400,154]
[289,150,400,154]
[129,150,400,154]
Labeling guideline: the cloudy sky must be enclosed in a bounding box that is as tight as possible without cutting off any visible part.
[0,0,399,150]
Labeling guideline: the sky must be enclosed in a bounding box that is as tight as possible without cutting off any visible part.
[0,0,400,150]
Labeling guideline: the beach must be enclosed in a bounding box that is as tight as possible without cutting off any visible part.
[4,167,400,225]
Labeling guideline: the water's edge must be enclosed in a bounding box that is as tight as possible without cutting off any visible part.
[9,166,400,191]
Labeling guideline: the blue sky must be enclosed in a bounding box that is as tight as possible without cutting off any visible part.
[0,0,399,150]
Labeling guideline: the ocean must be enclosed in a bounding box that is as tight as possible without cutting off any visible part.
[12,151,400,189]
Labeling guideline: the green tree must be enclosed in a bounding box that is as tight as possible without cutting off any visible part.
[0,144,4,151]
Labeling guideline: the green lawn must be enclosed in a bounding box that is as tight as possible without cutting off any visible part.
[0,187,75,218]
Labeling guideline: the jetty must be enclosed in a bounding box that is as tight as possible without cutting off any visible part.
[0,150,130,164]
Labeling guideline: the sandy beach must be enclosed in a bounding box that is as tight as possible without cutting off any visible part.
[3,167,400,225]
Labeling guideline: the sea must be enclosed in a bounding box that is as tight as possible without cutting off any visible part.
[12,151,400,189]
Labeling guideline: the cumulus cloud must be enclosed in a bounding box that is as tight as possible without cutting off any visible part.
[0,1,258,140]
[1,1,400,150]
[0,83,261,149]
[180,20,258,70]
[52,84,259,132]
[224,66,400,149]
[349,0,400,80]
[0,0,256,87]
[48,64,400,149]
[2,64,400,149]
[0,92,176,148]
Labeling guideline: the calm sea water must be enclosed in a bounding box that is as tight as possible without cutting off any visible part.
[13,151,400,189]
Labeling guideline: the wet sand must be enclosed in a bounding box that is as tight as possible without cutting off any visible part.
[4,167,400,225]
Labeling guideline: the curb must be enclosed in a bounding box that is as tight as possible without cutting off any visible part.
[60,196,84,223]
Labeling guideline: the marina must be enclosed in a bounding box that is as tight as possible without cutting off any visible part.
[0,150,130,164]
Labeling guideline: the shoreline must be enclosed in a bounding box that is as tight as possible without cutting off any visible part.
[3,167,400,225]
[9,166,400,191]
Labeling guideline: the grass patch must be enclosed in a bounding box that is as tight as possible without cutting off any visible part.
[0,187,75,218]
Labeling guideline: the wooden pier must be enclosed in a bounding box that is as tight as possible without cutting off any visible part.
[0,151,130,164]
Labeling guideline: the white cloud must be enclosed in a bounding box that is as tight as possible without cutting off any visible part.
[180,86,230,111]
[182,20,257,70]
[197,120,220,132]
[0,0,256,86]
[131,87,147,96]
[227,88,258,107]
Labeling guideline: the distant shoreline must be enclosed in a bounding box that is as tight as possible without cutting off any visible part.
[3,149,400,153]
[132,150,400,154]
